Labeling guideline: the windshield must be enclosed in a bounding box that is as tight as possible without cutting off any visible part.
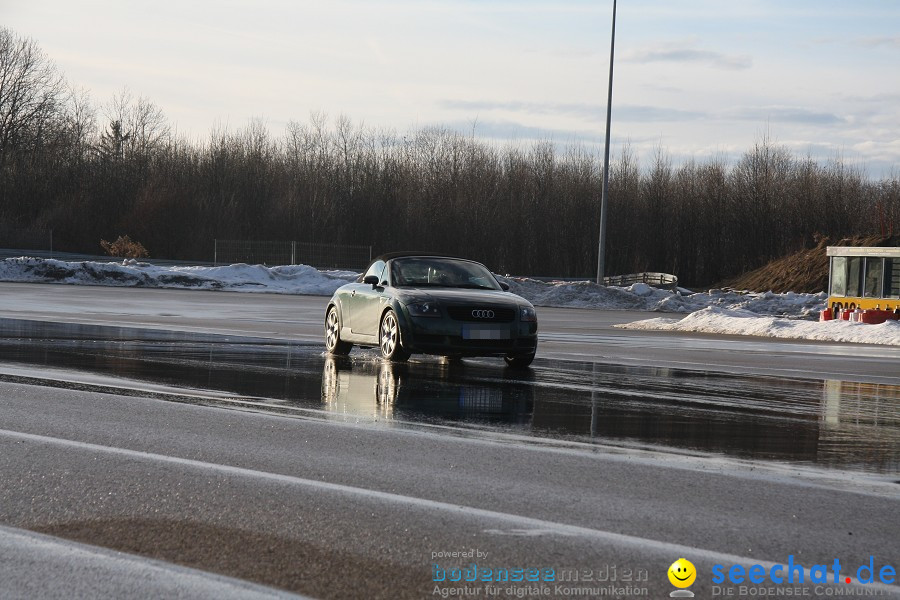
[390,257,501,290]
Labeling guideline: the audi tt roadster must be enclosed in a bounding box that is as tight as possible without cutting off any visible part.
[324,253,538,367]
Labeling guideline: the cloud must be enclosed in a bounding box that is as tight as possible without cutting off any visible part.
[857,36,900,49]
[436,119,659,148]
[438,100,705,122]
[615,105,706,122]
[722,106,845,126]
[840,92,900,104]
[439,99,603,121]
[441,119,601,143]
[440,98,853,129]
[432,120,899,179]
[623,44,752,70]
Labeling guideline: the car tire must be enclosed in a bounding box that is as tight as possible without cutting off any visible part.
[379,309,410,362]
[325,306,352,355]
[504,352,535,369]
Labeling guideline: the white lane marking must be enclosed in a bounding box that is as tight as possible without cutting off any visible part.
[0,524,304,599]
[2,427,898,595]
[1,378,895,499]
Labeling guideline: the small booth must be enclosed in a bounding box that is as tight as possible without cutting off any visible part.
[825,246,900,322]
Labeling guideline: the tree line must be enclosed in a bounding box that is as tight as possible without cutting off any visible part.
[1,27,897,285]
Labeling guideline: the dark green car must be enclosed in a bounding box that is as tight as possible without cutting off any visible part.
[324,253,538,367]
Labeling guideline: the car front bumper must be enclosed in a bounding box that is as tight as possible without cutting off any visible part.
[402,315,538,357]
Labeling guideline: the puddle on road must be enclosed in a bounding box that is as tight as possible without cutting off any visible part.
[1,318,898,474]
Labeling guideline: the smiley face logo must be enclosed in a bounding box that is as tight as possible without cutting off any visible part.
[668,558,696,588]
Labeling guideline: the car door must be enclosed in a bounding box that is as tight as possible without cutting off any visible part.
[352,261,388,337]
[343,260,384,334]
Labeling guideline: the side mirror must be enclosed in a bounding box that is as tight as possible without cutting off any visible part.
[500,282,510,291]
[363,275,379,286]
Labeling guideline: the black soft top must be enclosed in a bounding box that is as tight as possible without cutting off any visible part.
[373,251,469,262]
[358,253,488,283]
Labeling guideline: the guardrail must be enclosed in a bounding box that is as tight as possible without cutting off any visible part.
[525,272,678,289]
[603,272,678,289]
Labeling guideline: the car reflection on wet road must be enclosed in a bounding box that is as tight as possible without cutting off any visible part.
[1,317,897,474]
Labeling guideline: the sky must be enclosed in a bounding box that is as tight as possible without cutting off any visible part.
[4,0,900,177]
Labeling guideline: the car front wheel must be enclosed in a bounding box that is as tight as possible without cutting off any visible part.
[325,306,352,355]
[380,309,410,362]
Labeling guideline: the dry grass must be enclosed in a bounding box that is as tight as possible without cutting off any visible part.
[720,234,899,293]
[100,235,149,259]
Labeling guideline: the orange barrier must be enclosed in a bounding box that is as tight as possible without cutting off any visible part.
[822,308,899,324]
[860,310,896,325]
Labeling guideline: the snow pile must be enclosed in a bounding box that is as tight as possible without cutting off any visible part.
[5,256,895,345]
[0,257,358,295]
[617,307,900,346]
[0,257,828,317]
[501,276,825,318]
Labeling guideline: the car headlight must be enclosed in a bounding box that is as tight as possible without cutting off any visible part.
[519,306,537,322]
[406,302,441,317]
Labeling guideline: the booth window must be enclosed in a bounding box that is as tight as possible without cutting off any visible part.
[864,257,883,298]
[846,257,863,297]
[886,258,900,299]
[830,256,847,296]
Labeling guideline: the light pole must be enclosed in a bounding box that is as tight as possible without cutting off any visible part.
[596,0,617,284]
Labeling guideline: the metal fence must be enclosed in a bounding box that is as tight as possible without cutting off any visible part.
[214,240,372,270]
[0,248,216,267]
[0,226,53,255]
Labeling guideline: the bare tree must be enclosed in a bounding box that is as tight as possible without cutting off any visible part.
[63,85,96,161]
[0,27,67,160]
[101,87,169,160]
[2,25,898,282]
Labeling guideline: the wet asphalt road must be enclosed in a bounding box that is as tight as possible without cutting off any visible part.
[2,381,899,599]
[0,525,301,599]
[0,282,899,598]
[1,318,898,473]
[2,281,899,382]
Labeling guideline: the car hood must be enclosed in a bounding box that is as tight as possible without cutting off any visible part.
[395,288,530,308]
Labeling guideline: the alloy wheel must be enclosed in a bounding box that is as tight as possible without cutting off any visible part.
[325,308,340,350]
[380,312,398,356]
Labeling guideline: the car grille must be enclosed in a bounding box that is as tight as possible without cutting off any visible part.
[446,306,516,323]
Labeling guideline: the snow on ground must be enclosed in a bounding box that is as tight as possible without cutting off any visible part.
[501,277,825,318]
[0,257,358,295]
[617,307,900,346]
[6,256,895,345]
[0,257,825,317]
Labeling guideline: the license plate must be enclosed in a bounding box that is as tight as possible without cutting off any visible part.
[462,325,510,340]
